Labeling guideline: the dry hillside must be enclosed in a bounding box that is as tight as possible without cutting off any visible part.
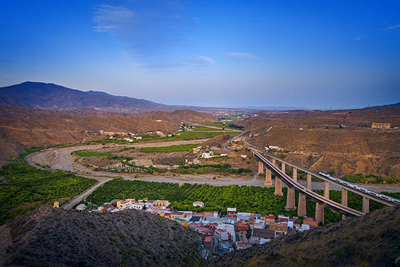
[243,108,400,177]
[0,107,214,166]
[0,207,201,267]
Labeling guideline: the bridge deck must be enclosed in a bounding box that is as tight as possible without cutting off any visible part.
[242,138,396,207]
[254,151,365,216]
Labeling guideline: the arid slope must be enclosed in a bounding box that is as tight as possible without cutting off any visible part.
[0,107,214,166]
[0,207,201,267]
[244,108,400,177]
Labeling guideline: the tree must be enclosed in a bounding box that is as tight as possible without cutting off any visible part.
[245,225,252,244]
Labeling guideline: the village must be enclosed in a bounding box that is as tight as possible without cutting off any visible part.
[75,198,319,259]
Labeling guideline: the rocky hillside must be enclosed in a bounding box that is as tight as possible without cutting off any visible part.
[244,108,400,177]
[0,207,201,267]
[206,206,400,267]
[0,107,214,166]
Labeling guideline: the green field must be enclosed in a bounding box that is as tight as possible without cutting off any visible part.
[191,126,222,131]
[171,131,234,140]
[86,179,400,224]
[171,164,253,175]
[200,122,244,130]
[74,150,112,157]
[141,143,200,153]
[0,163,97,225]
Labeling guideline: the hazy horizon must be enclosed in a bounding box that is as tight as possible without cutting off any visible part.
[1,0,399,110]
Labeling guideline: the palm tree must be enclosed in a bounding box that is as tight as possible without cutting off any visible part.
[245,225,252,244]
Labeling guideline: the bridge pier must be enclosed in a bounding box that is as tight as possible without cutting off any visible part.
[258,161,264,174]
[274,179,283,196]
[285,187,296,210]
[286,167,297,210]
[306,173,312,190]
[272,159,283,196]
[264,169,272,186]
[324,181,330,199]
[298,193,306,216]
[315,203,324,225]
[341,189,348,206]
[363,196,370,214]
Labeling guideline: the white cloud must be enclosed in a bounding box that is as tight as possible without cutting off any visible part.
[387,24,400,30]
[353,36,365,41]
[226,52,257,59]
[193,56,214,63]
[93,4,135,33]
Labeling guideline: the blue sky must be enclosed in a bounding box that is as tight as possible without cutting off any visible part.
[0,0,399,109]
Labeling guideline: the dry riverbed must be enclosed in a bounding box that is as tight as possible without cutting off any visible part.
[28,140,400,193]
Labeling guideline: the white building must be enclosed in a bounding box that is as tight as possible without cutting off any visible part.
[201,152,213,159]
[76,204,86,211]
[132,203,145,210]
[193,201,205,207]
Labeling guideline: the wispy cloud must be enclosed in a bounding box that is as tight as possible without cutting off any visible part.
[193,56,213,63]
[387,24,400,30]
[93,4,135,33]
[226,52,258,59]
[353,36,365,41]
[92,1,193,68]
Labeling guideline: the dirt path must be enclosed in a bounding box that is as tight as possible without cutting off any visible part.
[28,140,400,193]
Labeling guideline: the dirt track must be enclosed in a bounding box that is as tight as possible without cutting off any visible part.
[28,140,400,193]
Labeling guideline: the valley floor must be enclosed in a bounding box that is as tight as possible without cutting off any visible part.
[28,141,400,193]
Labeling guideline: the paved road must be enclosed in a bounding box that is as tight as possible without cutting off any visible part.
[62,177,112,209]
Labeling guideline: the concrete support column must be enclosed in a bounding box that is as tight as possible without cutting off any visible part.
[363,196,370,214]
[341,189,348,206]
[258,161,264,174]
[285,187,296,210]
[281,162,286,173]
[306,173,312,190]
[315,203,324,225]
[264,169,273,186]
[274,178,283,196]
[293,168,297,182]
[324,181,330,199]
[297,193,307,217]
[272,158,276,166]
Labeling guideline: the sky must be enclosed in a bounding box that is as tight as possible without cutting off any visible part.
[0,0,399,109]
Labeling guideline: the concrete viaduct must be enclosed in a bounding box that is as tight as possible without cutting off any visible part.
[238,136,399,225]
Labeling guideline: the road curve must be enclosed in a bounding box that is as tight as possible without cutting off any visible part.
[25,153,47,171]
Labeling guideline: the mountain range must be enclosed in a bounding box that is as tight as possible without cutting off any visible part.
[0,82,257,113]
[0,82,170,113]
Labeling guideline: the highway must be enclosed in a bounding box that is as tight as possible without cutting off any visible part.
[242,137,398,207]
[253,151,365,216]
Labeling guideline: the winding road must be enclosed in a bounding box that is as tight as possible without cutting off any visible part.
[27,138,400,209]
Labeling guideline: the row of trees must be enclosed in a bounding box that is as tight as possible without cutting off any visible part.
[0,163,97,225]
[86,179,400,224]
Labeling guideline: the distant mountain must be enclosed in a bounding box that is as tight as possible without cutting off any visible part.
[364,102,400,109]
[0,81,170,113]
